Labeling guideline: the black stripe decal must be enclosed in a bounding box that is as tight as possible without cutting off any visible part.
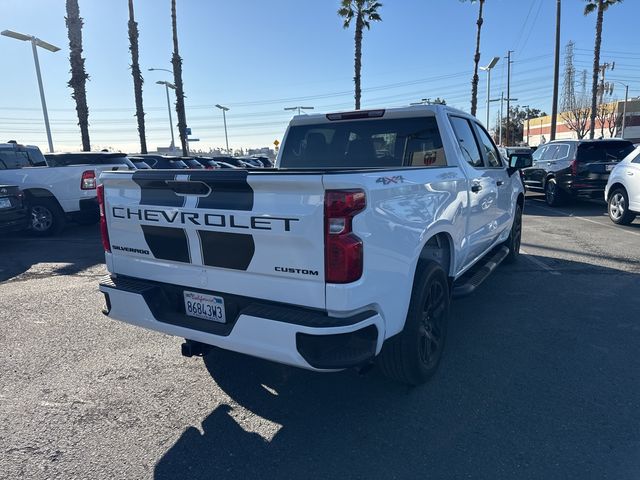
[197,230,255,270]
[132,171,185,207]
[188,171,254,211]
[141,225,190,263]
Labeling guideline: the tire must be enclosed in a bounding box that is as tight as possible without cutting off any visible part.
[544,178,565,207]
[378,261,450,385]
[503,203,523,264]
[608,188,636,225]
[29,198,66,236]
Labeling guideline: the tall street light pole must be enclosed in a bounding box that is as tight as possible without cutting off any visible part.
[480,56,500,128]
[2,30,60,153]
[284,106,314,115]
[215,104,230,154]
[156,81,176,151]
[550,0,561,140]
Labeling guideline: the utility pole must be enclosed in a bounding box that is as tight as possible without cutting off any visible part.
[621,83,628,139]
[550,0,561,141]
[598,62,615,104]
[505,50,514,145]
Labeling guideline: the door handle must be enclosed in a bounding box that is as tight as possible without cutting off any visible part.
[471,184,482,193]
[496,180,504,186]
[627,171,634,176]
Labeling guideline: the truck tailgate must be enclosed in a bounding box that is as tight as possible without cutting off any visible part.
[101,170,326,309]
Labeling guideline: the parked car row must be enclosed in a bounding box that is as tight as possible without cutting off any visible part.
[128,154,273,170]
[516,138,639,225]
[0,143,276,236]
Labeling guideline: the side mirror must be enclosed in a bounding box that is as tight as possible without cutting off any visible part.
[508,152,533,169]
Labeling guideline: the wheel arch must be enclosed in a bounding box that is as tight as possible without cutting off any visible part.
[543,173,556,189]
[606,182,626,201]
[22,188,63,209]
[417,231,454,280]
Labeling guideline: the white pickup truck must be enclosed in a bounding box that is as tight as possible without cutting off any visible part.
[98,105,532,385]
[0,144,133,235]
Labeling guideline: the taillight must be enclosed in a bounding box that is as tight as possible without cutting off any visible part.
[81,170,97,190]
[570,159,578,176]
[96,184,110,252]
[324,189,366,283]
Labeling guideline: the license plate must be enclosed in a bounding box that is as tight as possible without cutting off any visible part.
[183,290,226,323]
[0,198,11,209]
[606,164,615,172]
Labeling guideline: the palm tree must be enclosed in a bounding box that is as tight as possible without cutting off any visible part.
[171,0,188,156]
[338,0,382,110]
[65,0,90,151]
[584,0,623,139]
[463,0,485,117]
[128,0,147,154]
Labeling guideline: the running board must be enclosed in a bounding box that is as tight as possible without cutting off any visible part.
[452,246,509,298]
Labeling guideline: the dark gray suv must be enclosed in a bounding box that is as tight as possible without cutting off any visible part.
[522,139,635,206]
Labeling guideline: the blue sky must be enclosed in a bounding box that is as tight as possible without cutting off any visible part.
[1,0,639,153]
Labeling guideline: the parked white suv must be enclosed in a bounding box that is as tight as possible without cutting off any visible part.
[98,105,532,385]
[605,146,640,225]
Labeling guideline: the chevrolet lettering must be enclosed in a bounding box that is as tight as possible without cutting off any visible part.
[112,206,300,231]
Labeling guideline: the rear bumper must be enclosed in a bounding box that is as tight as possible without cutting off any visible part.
[99,275,383,371]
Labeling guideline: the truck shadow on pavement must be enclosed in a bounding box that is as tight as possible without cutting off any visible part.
[0,225,104,283]
[155,257,640,480]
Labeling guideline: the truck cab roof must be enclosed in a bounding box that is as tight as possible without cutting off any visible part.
[287,104,465,127]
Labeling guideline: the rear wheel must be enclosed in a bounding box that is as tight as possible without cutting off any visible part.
[608,188,636,225]
[544,178,564,207]
[503,203,523,263]
[30,198,66,236]
[378,261,450,385]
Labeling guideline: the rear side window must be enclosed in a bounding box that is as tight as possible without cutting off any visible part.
[577,141,635,163]
[0,151,32,169]
[553,144,570,159]
[450,116,482,168]
[280,116,446,168]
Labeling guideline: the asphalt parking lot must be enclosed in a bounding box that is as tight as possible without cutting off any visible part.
[1,194,639,480]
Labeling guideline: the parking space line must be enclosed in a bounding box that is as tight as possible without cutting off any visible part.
[520,248,561,275]
[526,202,640,238]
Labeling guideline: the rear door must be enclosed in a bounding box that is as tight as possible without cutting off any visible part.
[449,115,497,261]
[472,122,512,240]
[102,169,327,309]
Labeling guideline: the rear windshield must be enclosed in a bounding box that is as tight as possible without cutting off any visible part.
[280,116,446,169]
[577,141,634,163]
[46,154,135,168]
